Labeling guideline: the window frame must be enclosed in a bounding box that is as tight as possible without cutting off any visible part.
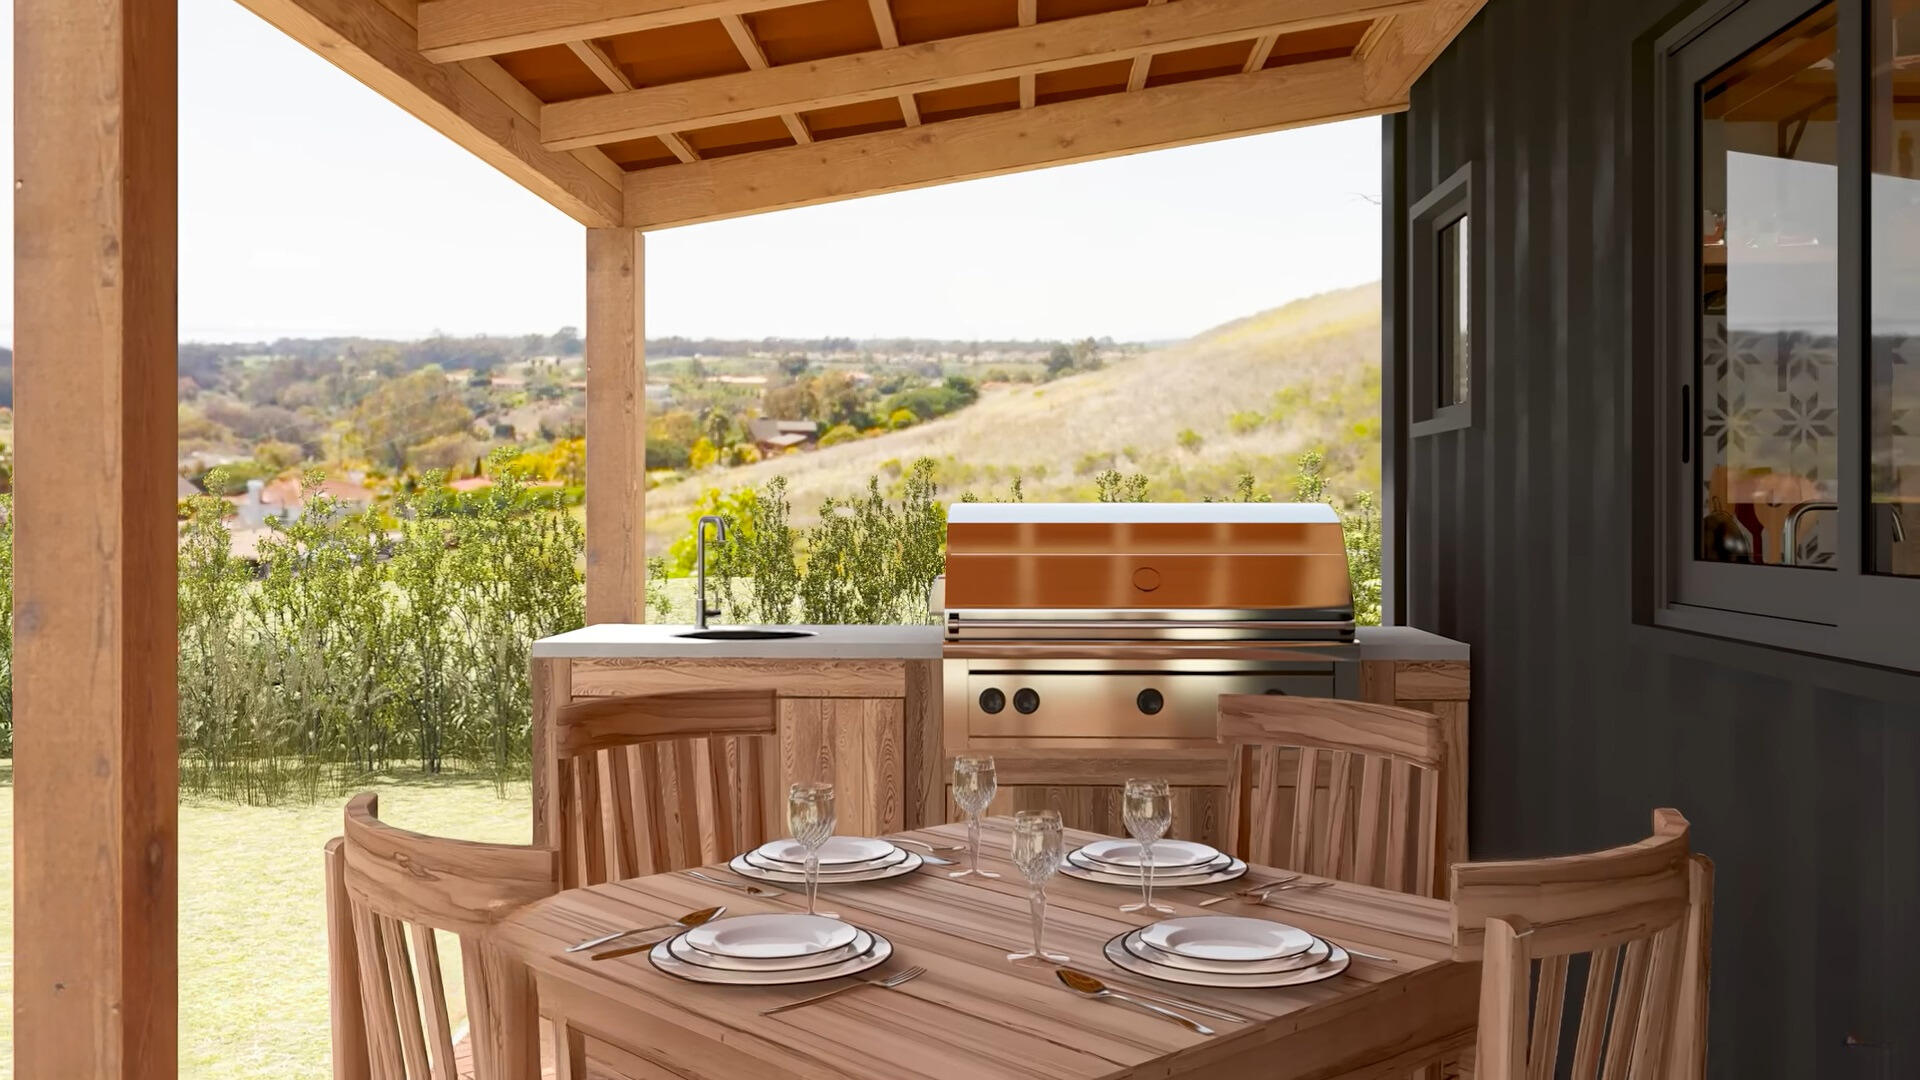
[1649,0,1920,672]
[1408,163,1479,436]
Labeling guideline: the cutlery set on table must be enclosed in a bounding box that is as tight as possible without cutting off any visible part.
[563,757,1386,1033]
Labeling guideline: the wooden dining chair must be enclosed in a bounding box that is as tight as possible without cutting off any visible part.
[1217,694,1459,897]
[549,688,781,886]
[1452,808,1715,1080]
[326,792,560,1080]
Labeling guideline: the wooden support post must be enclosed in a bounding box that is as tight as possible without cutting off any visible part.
[14,0,179,1074]
[585,228,648,624]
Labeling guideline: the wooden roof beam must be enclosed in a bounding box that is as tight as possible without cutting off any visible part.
[866,0,924,125]
[419,0,797,62]
[241,0,624,226]
[544,0,1423,151]
[1128,0,1169,91]
[567,39,703,161]
[625,57,1395,230]
[720,16,814,145]
[1017,0,1037,109]
[1362,0,1486,103]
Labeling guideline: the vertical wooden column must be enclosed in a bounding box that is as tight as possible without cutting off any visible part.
[14,0,179,1075]
[584,228,648,625]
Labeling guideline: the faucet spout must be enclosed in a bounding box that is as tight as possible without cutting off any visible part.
[694,515,730,630]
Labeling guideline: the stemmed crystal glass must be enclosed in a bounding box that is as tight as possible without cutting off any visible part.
[1119,777,1176,915]
[786,781,836,916]
[1006,809,1068,963]
[949,753,1000,879]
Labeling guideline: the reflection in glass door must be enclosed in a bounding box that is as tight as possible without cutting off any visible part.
[1696,1,1841,570]
[1872,0,1920,575]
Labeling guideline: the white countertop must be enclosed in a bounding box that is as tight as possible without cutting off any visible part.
[532,623,945,660]
[533,622,1466,662]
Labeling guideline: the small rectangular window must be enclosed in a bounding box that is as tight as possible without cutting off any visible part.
[1409,164,1475,436]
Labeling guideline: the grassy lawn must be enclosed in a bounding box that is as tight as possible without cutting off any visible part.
[0,772,533,1079]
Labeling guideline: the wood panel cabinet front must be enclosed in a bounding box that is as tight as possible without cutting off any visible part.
[779,698,906,837]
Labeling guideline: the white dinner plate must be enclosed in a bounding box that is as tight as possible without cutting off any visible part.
[1103,930,1349,988]
[1061,851,1242,889]
[756,836,899,867]
[1124,929,1330,974]
[1078,838,1221,871]
[1066,848,1232,879]
[1137,916,1315,963]
[743,845,908,875]
[683,913,859,959]
[667,928,874,972]
[728,849,924,885]
[650,930,894,986]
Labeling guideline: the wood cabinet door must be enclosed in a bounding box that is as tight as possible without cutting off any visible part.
[778,698,906,837]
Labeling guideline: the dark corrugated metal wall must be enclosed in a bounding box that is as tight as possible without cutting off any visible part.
[1397,0,1920,1075]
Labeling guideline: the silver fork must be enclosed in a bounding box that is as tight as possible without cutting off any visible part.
[685,869,784,897]
[759,966,927,1015]
[1198,873,1307,906]
[891,837,965,853]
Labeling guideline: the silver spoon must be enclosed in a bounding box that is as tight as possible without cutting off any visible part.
[567,905,725,954]
[1056,969,1214,1036]
[1056,968,1250,1024]
[891,837,964,853]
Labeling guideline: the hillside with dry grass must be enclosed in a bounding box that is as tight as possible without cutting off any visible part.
[644,282,1382,554]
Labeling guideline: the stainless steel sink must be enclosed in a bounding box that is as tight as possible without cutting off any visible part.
[675,628,817,641]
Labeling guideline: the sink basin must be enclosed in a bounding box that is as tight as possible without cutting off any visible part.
[675,628,818,641]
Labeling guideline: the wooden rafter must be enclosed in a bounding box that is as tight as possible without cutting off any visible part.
[543,0,1423,151]
[720,15,814,145]
[1018,0,1038,109]
[418,0,797,62]
[624,57,1392,229]
[241,0,623,226]
[1128,0,1170,91]
[1362,0,1485,104]
[865,0,923,126]
[1245,31,1280,72]
[567,39,701,162]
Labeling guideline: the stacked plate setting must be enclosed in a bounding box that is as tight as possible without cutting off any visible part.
[1103,915,1351,988]
[648,912,896,986]
[728,835,925,884]
[1058,837,1249,889]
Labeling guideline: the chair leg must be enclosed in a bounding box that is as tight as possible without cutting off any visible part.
[551,1015,588,1080]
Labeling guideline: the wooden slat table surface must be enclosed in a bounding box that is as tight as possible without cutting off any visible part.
[492,819,1479,1080]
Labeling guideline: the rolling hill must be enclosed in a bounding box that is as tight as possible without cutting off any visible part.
[643,282,1383,555]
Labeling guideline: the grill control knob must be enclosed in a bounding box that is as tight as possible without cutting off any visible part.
[1013,688,1041,715]
[978,688,1006,714]
[1137,689,1165,715]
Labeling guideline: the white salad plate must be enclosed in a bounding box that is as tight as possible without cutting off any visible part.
[667,928,874,972]
[684,913,859,959]
[650,930,894,986]
[1102,931,1349,988]
[743,846,908,876]
[1059,852,1245,889]
[1066,848,1232,879]
[1078,838,1221,871]
[728,849,924,884]
[1137,916,1316,963]
[756,836,899,867]
[1123,930,1330,975]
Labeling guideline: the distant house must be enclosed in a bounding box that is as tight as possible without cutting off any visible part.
[747,418,819,454]
[226,473,376,530]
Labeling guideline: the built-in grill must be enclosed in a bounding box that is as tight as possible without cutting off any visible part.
[940,504,1360,744]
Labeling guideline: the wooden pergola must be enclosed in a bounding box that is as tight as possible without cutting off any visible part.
[10,0,1479,1074]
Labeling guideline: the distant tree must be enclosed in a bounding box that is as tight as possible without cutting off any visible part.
[689,437,720,471]
[352,368,476,470]
[253,440,304,471]
[1045,344,1075,378]
[818,424,862,448]
[780,355,811,379]
[1177,429,1204,454]
[552,326,584,357]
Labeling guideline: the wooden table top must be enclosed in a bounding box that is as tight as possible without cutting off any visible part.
[493,819,1477,1080]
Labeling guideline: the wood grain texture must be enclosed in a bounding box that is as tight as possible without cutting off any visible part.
[570,657,907,698]
[238,0,621,226]
[418,0,795,61]
[13,0,179,1072]
[541,0,1419,149]
[1220,694,1447,766]
[533,657,572,848]
[1394,661,1470,701]
[904,660,943,828]
[495,819,1476,1080]
[584,228,647,624]
[780,698,906,837]
[326,839,373,1080]
[624,57,1390,229]
[950,784,1230,849]
[556,690,776,755]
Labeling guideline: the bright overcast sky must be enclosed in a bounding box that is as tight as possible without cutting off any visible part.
[0,0,1384,345]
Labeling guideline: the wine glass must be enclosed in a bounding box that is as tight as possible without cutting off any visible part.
[787,781,836,916]
[950,753,1000,879]
[1119,777,1175,915]
[1006,809,1068,963]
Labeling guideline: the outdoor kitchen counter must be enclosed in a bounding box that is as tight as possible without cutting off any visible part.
[531,622,944,660]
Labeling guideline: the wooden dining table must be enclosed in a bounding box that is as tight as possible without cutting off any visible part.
[490,819,1480,1080]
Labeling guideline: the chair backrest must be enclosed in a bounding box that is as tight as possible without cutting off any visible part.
[1453,808,1714,1080]
[1217,694,1452,896]
[327,793,559,1080]
[551,688,780,886]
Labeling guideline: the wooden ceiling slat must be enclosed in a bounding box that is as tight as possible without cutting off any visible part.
[1126,0,1167,91]
[1361,0,1481,102]
[418,0,798,62]
[718,15,812,145]
[541,0,1425,150]
[626,56,1386,228]
[1245,31,1280,71]
[863,1,925,125]
[1018,0,1037,108]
